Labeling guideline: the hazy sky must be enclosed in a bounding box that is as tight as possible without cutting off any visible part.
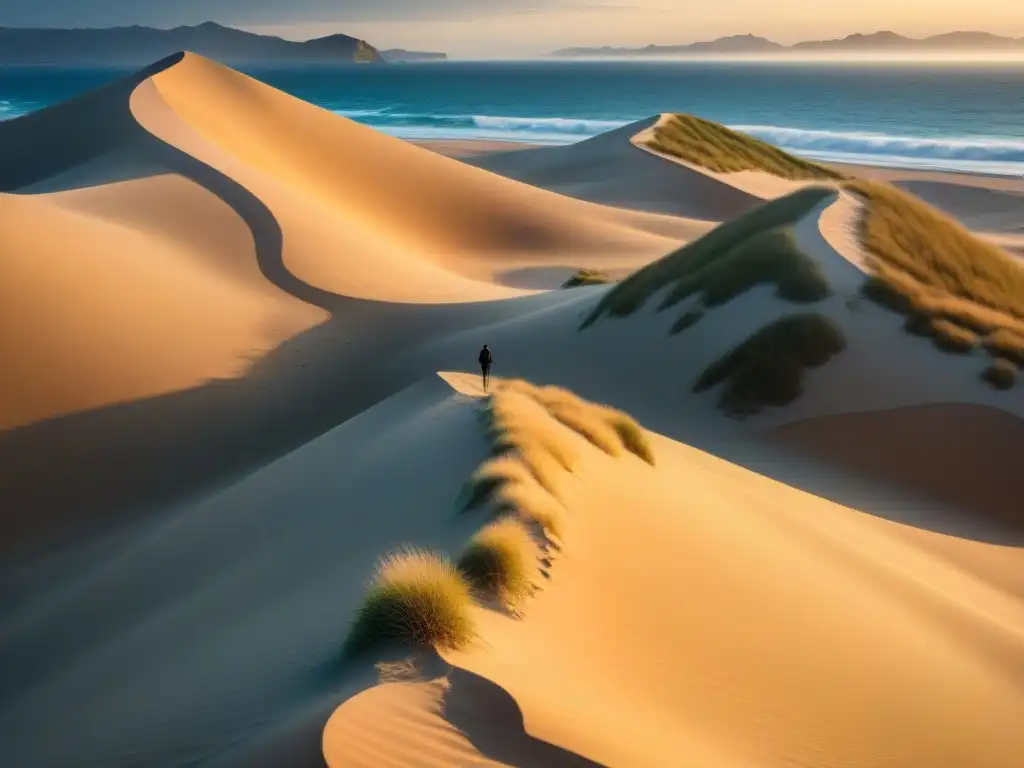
[7,1,1024,58]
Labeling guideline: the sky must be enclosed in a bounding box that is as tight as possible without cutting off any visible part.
[5,1,1024,58]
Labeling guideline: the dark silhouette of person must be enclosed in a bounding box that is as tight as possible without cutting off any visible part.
[478,344,493,390]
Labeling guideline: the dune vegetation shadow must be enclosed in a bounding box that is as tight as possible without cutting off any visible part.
[442,666,605,767]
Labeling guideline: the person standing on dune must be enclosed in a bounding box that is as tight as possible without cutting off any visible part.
[478,344,493,391]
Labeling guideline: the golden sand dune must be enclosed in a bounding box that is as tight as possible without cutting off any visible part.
[324,380,1024,768]
[0,52,690,432]
[2,54,1023,768]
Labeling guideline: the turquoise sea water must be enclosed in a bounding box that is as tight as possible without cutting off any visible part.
[2,60,1024,175]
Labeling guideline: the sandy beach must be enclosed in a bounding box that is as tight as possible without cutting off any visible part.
[1,53,1022,768]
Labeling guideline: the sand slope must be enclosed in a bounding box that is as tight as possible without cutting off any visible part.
[0,374,494,766]
[0,52,693,433]
[3,53,1024,768]
[324,383,1024,767]
[0,53,704,551]
[470,119,760,223]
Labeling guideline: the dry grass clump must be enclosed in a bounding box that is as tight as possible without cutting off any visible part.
[981,358,1017,390]
[598,406,657,466]
[458,517,537,607]
[495,481,565,539]
[983,328,1024,365]
[670,308,704,334]
[460,385,576,540]
[928,318,979,354]
[562,269,613,289]
[345,549,475,656]
[463,382,655,541]
[460,456,538,512]
[486,386,577,472]
[540,399,624,457]
[694,313,847,417]
[523,384,656,466]
[643,114,844,181]
[582,186,833,329]
[850,180,1024,350]
[850,180,1024,318]
[849,179,1024,379]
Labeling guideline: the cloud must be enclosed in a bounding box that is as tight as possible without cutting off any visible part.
[0,0,603,28]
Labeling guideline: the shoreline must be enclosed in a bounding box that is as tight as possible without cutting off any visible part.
[414,138,1024,190]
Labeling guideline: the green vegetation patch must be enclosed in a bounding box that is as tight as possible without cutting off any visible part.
[457,517,536,607]
[981,358,1018,391]
[345,549,475,656]
[582,186,834,330]
[928,318,979,354]
[983,328,1024,366]
[849,179,1024,380]
[693,313,847,417]
[644,114,845,181]
[850,180,1024,321]
[562,269,613,289]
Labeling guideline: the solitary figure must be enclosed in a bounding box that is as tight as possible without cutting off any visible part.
[478,344,493,391]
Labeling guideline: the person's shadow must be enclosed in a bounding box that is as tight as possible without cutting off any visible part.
[441,665,605,767]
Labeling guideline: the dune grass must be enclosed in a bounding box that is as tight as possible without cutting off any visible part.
[495,482,565,539]
[982,358,1017,391]
[462,381,655,537]
[582,186,834,330]
[457,517,537,607]
[850,180,1024,347]
[642,114,844,181]
[694,314,847,417]
[928,318,980,354]
[670,308,704,335]
[983,328,1024,365]
[345,549,475,656]
[523,383,656,465]
[540,399,624,457]
[562,269,613,289]
[599,407,658,466]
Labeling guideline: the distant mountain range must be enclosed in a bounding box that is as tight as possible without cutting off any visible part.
[552,31,1024,58]
[0,22,444,66]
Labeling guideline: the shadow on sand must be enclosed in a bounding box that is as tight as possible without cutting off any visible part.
[442,665,605,767]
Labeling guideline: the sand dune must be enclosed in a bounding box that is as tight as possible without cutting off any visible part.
[0,52,702,550]
[2,53,1023,768]
[0,187,324,432]
[470,119,760,223]
[0,53,690,431]
[324,382,1024,767]
[768,403,1024,534]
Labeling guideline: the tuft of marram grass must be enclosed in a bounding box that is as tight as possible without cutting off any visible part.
[643,114,844,181]
[849,179,1024,369]
[494,482,565,540]
[694,313,847,417]
[983,328,1024,365]
[460,455,536,512]
[345,549,475,657]
[457,517,537,606]
[600,407,656,466]
[562,269,613,289]
[544,400,623,457]
[981,358,1017,390]
[581,186,834,330]
[928,318,979,354]
[487,386,578,471]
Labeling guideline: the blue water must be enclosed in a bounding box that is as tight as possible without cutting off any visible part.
[3,60,1024,175]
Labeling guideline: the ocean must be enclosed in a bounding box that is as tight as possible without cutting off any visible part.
[2,60,1024,176]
